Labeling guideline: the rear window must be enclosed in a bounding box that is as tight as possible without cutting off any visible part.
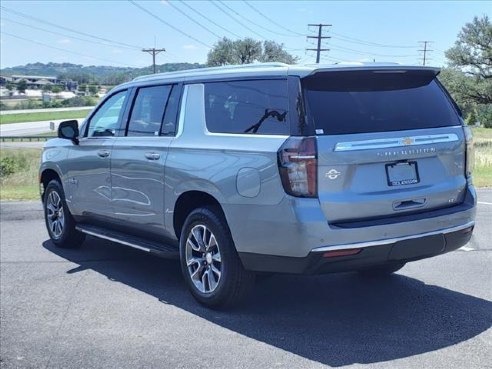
[204,79,289,135]
[303,70,461,135]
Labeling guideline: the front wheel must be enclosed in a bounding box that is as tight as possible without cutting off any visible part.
[43,179,85,248]
[179,207,255,309]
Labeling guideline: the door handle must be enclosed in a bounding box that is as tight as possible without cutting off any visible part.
[97,149,110,158]
[145,152,160,160]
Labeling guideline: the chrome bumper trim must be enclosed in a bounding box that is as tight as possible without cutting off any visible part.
[312,221,475,253]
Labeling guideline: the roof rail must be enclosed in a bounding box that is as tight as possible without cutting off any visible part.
[132,62,289,81]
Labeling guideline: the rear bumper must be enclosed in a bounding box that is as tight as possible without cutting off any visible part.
[239,222,474,274]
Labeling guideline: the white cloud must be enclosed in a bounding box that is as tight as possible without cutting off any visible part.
[160,0,169,5]
[57,38,71,44]
[182,44,198,50]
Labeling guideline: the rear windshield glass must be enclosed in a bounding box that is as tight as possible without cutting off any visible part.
[303,71,461,135]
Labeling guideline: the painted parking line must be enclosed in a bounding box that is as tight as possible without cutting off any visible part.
[477,201,492,205]
[459,245,474,251]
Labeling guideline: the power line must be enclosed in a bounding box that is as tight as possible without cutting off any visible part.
[166,1,222,39]
[211,1,265,39]
[306,24,331,63]
[129,0,212,48]
[0,5,143,50]
[179,1,242,39]
[142,48,166,74]
[1,31,140,67]
[243,1,305,36]
[2,17,136,50]
[328,43,416,58]
[330,31,416,49]
[218,1,295,37]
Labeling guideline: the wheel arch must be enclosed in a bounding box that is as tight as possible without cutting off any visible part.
[173,190,226,241]
[40,168,62,202]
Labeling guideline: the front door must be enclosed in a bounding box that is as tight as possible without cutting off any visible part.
[65,90,129,220]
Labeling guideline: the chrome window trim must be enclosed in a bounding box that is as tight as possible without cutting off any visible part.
[312,221,474,253]
[334,131,460,152]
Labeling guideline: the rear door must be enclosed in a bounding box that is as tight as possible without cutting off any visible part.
[302,68,466,224]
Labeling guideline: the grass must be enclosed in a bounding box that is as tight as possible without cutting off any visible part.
[0,128,490,201]
[0,109,91,124]
[0,148,41,201]
[472,127,492,188]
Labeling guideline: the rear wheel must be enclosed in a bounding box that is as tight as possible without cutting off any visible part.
[357,262,406,277]
[43,179,85,248]
[179,207,255,308]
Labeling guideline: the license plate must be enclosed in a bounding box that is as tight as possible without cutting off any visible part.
[386,161,419,186]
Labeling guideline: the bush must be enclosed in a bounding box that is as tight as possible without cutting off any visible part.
[477,105,492,128]
[0,155,27,179]
[0,157,17,177]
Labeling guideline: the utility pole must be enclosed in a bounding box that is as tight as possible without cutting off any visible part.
[418,41,433,66]
[307,24,331,63]
[142,48,166,73]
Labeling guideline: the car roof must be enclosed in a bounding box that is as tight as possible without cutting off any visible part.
[117,62,440,89]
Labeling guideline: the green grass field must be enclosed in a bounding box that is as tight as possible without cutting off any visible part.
[0,128,491,201]
[0,109,92,124]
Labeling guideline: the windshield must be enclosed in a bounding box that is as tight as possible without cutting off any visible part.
[303,70,461,135]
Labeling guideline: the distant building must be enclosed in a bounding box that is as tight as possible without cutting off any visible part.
[0,75,78,92]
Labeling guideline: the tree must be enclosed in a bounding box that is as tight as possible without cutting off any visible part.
[17,79,27,93]
[51,86,63,94]
[88,85,98,95]
[207,37,297,66]
[5,81,14,91]
[42,84,53,92]
[446,16,492,80]
[260,41,298,64]
[442,15,492,127]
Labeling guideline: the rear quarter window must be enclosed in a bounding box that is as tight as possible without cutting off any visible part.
[204,79,289,135]
[303,71,461,135]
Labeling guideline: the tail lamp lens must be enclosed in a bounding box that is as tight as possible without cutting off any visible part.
[463,126,474,177]
[278,136,317,197]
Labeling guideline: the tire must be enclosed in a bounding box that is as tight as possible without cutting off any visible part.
[357,262,406,277]
[179,207,255,309]
[43,179,85,248]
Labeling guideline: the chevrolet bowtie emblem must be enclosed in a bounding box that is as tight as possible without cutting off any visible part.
[402,137,414,146]
[325,169,341,179]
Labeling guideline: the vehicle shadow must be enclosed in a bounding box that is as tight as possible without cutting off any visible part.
[43,237,492,367]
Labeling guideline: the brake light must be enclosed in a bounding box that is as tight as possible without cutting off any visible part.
[463,126,474,178]
[278,136,317,197]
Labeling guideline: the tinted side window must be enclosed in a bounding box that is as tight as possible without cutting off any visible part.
[127,85,172,137]
[87,90,128,137]
[204,79,289,135]
[161,85,180,136]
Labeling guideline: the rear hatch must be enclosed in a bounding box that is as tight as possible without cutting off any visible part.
[302,68,466,224]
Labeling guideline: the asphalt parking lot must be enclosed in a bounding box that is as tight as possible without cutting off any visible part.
[1,191,491,369]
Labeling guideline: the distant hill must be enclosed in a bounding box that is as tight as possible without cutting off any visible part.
[0,62,206,85]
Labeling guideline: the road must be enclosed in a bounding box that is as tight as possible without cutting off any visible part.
[0,119,83,137]
[0,106,94,115]
[1,192,491,369]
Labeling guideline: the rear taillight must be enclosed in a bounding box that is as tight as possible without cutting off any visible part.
[463,126,475,178]
[278,136,317,197]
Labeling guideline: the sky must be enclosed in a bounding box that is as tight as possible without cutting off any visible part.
[0,0,490,69]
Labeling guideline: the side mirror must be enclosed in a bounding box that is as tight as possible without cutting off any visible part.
[58,120,79,145]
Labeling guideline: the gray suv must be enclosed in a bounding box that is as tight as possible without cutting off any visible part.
[40,63,476,308]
